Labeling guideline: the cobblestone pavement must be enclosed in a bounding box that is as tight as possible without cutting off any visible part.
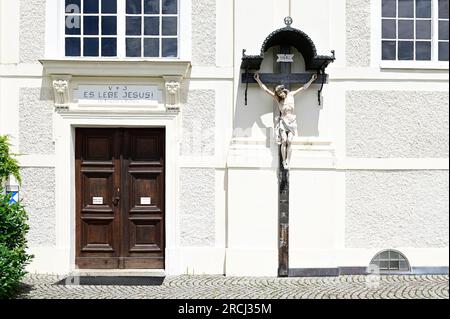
[16,274,448,299]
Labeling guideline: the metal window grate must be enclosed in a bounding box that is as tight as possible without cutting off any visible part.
[369,249,411,274]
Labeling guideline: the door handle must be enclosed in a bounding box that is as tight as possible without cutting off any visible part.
[112,188,120,206]
[112,196,120,206]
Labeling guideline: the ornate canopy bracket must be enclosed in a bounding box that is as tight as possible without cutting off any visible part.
[164,76,182,112]
[51,75,72,112]
[241,17,335,72]
[240,17,336,105]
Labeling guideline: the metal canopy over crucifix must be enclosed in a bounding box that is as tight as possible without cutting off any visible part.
[241,17,335,107]
[240,17,335,277]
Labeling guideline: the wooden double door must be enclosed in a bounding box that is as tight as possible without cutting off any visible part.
[75,128,165,269]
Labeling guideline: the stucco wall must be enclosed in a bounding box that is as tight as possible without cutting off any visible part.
[346,91,449,158]
[192,0,216,66]
[179,168,215,246]
[20,0,45,63]
[181,90,215,156]
[346,170,449,248]
[346,0,371,67]
[21,168,56,247]
[19,88,54,155]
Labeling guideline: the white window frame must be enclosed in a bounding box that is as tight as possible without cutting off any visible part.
[45,0,191,60]
[372,0,449,69]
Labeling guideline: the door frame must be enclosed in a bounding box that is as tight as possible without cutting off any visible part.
[53,110,180,273]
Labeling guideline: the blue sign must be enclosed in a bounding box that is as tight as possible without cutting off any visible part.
[8,191,19,204]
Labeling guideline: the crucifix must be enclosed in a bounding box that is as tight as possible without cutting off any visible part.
[248,44,318,277]
[240,17,335,277]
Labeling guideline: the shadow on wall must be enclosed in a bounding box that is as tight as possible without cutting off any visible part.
[233,47,321,140]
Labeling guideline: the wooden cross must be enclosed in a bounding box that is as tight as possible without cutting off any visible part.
[277,45,293,278]
[243,45,323,277]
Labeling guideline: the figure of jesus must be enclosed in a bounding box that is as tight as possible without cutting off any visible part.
[254,72,317,169]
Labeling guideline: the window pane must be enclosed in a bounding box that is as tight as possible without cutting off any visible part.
[162,17,177,35]
[126,16,142,35]
[370,262,381,272]
[416,20,431,39]
[439,0,449,19]
[399,260,409,270]
[65,16,81,35]
[66,0,81,13]
[101,38,117,56]
[389,260,400,270]
[84,0,99,13]
[84,16,99,35]
[416,0,431,18]
[127,0,141,14]
[398,20,414,39]
[144,17,159,35]
[398,41,414,60]
[389,251,399,259]
[126,38,141,57]
[144,38,159,57]
[398,0,414,17]
[382,40,396,59]
[162,0,177,14]
[382,0,396,17]
[439,21,449,40]
[382,19,396,38]
[439,42,449,60]
[416,41,431,60]
[66,0,81,7]
[84,38,99,56]
[380,251,389,259]
[102,0,117,13]
[379,260,389,270]
[102,16,117,35]
[65,37,81,56]
[162,38,177,57]
[144,0,160,14]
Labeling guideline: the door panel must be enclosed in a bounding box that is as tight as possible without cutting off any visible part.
[81,218,114,252]
[76,129,121,269]
[122,129,165,269]
[75,128,165,269]
[129,218,162,251]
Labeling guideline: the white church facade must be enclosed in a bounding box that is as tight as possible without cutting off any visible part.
[0,0,448,277]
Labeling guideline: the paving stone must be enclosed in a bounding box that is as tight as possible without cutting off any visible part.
[15,274,448,299]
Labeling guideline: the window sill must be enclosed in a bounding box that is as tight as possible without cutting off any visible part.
[379,61,449,70]
[40,59,191,78]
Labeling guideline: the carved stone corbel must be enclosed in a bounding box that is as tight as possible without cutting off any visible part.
[163,76,182,112]
[51,76,72,112]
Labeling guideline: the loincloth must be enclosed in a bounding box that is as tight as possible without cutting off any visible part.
[275,117,297,145]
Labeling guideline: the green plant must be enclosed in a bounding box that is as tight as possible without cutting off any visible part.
[0,244,31,298]
[0,135,32,299]
[0,135,21,185]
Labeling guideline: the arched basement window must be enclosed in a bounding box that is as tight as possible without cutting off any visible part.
[368,249,411,274]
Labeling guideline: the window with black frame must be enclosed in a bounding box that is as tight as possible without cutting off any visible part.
[64,0,179,58]
[381,0,449,62]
